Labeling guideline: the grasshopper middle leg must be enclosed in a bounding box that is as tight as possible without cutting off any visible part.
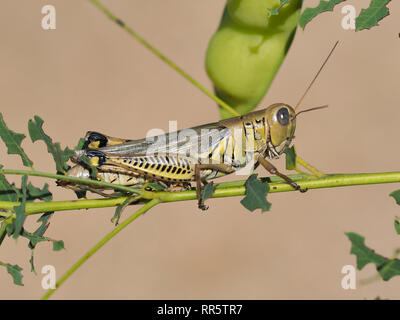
[194,163,236,211]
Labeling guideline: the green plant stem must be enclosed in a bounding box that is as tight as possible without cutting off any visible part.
[89,0,240,118]
[296,156,326,177]
[0,169,141,194]
[41,198,161,300]
[1,172,400,217]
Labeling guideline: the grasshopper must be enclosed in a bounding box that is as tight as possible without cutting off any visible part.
[60,43,337,210]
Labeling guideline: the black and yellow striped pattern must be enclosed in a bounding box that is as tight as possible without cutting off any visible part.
[98,153,195,183]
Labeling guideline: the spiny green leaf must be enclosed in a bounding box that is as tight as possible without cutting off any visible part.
[22,230,50,247]
[6,263,23,286]
[112,196,135,225]
[12,175,28,239]
[33,212,53,237]
[0,217,13,246]
[299,0,346,29]
[28,213,52,271]
[28,115,74,173]
[346,232,400,281]
[202,182,217,202]
[240,174,271,212]
[0,113,33,168]
[27,212,54,273]
[389,190,400,205]
[0,165,20,202]
[395,217,400,235]
[21,228,63,273]
[284,145,297,170]
[27,182,52,202]
[52,240,65,251]
[22,225,63,271]
[356,0,391,31]
[74,138,86,151]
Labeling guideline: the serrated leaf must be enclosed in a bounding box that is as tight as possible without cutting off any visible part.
[284,145,297,170]
[0,217,13,246]
[389,190,400,205]
[52,240,65,251]
[395,217,400,235]
[22,229,50,247]
[356,0,391,31]
[240,174,271,212]
[112,197,135,225]
[299,0,346,29]
[33,212,53,236]
[346,232,400,281]
[28,212,54,271]
[28,115,74,173]
[0,113,33,168]
[6,263,23,286]
[21,227,63,273]
[27,182,52,202]
[202,182,217,202]
[0,165,19,202]
[74,138,86,151]
[12,175,28,239]
[27,212,53,271]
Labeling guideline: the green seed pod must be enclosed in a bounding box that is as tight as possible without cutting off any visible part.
[206,0,303,118]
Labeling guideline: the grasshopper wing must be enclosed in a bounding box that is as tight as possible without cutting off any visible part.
[78,122,232,160]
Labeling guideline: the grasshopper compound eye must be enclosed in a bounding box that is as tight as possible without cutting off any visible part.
[277,107,289,126]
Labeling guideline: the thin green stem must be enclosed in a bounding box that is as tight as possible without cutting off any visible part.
[41,198,161,300]
[0,169,141,195]
[296,156,326,177]
[89,0,239,118]
[1,172,400,218]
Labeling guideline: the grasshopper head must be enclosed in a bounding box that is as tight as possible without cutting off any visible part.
[264,103,296,154]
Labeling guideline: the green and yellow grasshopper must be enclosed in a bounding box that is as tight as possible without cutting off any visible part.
[60,44,337,210]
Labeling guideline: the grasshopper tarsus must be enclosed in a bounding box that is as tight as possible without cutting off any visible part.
[290,181,307,193]
[198,203,209,211]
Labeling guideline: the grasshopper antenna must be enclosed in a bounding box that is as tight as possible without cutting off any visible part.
[294,41,339,111]
[295,105,328,118]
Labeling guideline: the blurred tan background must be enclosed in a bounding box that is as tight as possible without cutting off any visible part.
[0,0,399,299]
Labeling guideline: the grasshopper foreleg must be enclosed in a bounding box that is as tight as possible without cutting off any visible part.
[257,156,307,193]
